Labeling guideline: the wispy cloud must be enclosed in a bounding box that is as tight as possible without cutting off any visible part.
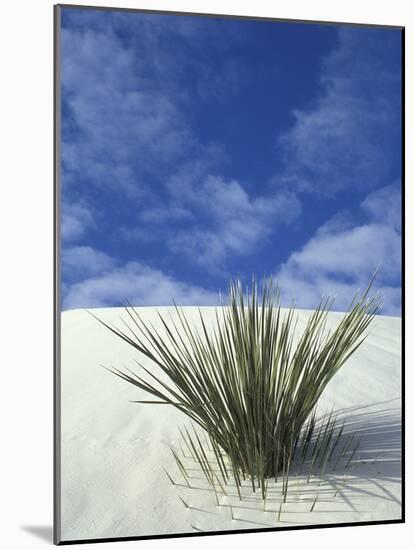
[138,206,194,225]
[61,26,191,196]
[361,182,402,232]
[166,174,301,271]
[276,183,401,315]
[61,10,273,275]
[63,261,218,310]
[62,246,117,280]
[276,28,401,196]
[61,11,245,196]
[61,202,94,243]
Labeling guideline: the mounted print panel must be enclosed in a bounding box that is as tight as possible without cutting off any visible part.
[54,4,404,545]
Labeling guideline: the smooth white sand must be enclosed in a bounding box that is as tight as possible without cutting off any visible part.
[60,307,402,542]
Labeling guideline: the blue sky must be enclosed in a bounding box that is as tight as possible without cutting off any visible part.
[60,7,402,315]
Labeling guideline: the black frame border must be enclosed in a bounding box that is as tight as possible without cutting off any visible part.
[53,3,405,545]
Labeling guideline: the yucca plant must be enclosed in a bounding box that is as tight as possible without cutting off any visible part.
[95,277,380,484]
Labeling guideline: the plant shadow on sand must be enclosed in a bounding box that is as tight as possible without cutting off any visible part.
[165,398,401,531]
[321,399,402,506]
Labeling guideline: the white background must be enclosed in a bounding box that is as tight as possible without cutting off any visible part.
[1,0,412,548]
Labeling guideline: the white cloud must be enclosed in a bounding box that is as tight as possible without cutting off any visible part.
[61,26,192,193]
[62,246,117,280]
[285,224,400,280]
[61,15,303,275]
[277,28,400,195]
[275,184,401,315]
[167,174,301,271]
[138,206,194,225]
[63,261,218,310]
[361,182,402,232]
[61,12,246,196]
[61,202,94,242]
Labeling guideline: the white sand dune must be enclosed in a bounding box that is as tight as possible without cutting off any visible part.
[59,307,402,542]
